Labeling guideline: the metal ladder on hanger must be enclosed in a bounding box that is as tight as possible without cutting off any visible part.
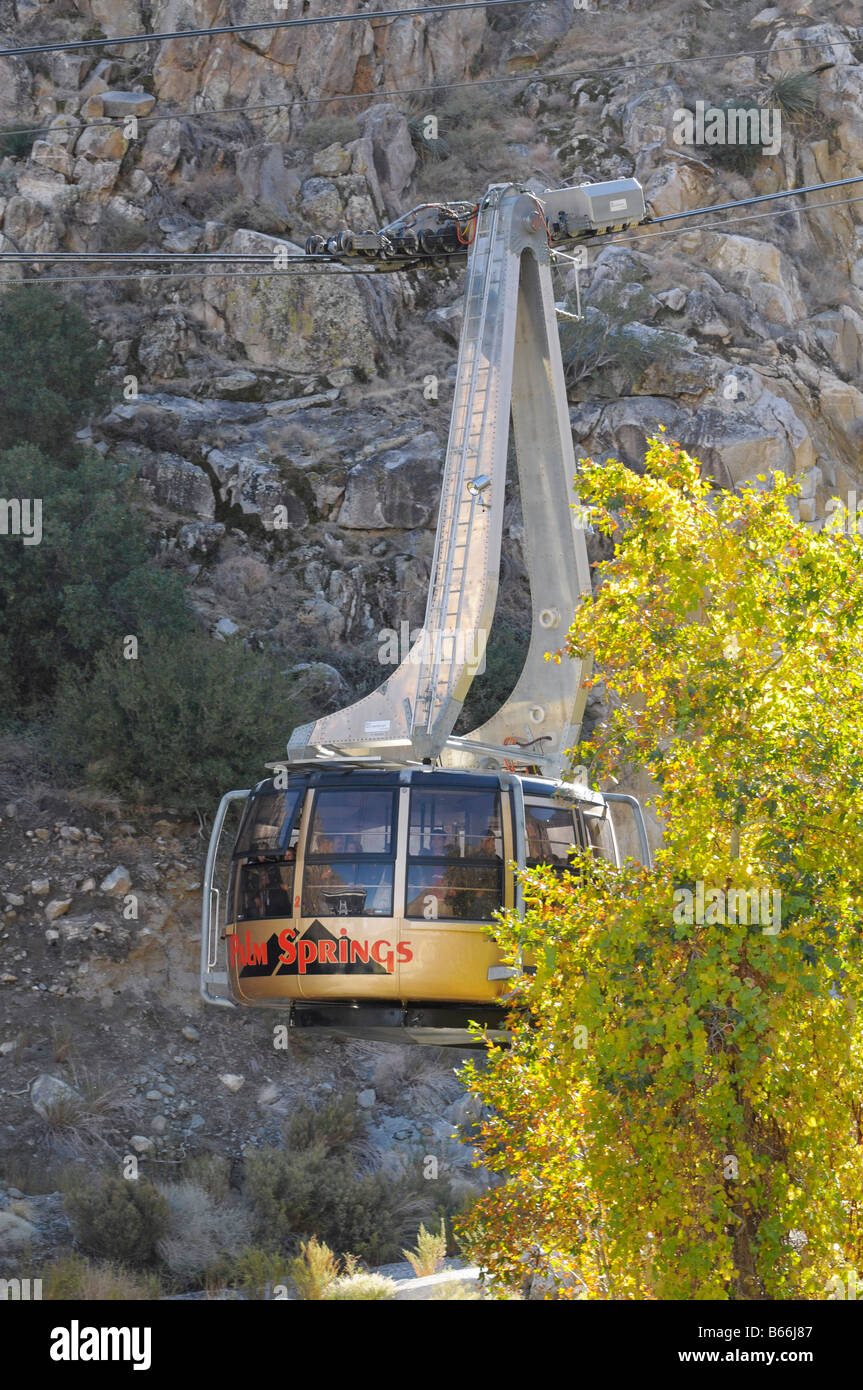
[413,192,506,743]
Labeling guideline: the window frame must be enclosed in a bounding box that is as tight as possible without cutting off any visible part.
[404,786,504,923]
[301,786,398,918]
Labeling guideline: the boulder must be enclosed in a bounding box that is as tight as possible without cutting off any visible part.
[502,0,574,66]
[75,124,128,162]
[236,144,301,223]
[299,177,342,228]
[30,141,74,178]
[176,520,225,556]
[356,104,417,207]
[72,157,122,198]
[30,1073,80,1120]
[101,394,265,449]
[810,307,863,379]
[207,446,308,530]
[0,57,36,124]
[101,90,157,119]
[0,1210,38,1255]
[137,311,192,379]
[219,1073,245,1093]
[312,143,353,178]
[0,234,24,285]
[425,304,464,346]
[643,160,717,222]
[283,662,350,709]
[135,451,215,519]
[44,898,73,923]
[338,433,443,529]
[141,120,183,176]
[203,230,387,373]
[100,866,132,895]
[158,218,202,254]
[88,1,144,31]
[701,233,806,325]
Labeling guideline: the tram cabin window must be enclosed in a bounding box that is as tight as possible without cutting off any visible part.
[524,796,615,871]
[525,799,580,871]
[582,803,616,863]
[234,787,303,922]
[406,788,503,921]
[302,788,396,918]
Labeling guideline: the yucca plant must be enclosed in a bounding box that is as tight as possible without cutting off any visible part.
[769,71,818,120]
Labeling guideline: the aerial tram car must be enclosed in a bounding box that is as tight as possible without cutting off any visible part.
[201,177,653,1044]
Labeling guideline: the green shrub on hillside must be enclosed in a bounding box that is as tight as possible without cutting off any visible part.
[54,629,305,813]
[0,284,109,459]
[64,1177,170,1267]
[245,1099,445,1265]
[0,445,191,717]
[0,126,38,161]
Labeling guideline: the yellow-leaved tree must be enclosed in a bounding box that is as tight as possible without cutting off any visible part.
[459,434,863,1300]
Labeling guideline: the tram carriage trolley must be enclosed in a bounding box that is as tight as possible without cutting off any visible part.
[201,758,650,1046]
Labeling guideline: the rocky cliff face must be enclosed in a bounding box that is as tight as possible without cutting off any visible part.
[4,1,862,682]
[1,0,863,1231]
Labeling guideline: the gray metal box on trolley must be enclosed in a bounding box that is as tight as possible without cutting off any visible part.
[543,178,646,238]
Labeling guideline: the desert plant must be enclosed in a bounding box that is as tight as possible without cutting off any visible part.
[298,114,357,150]
[34,1072,135,1159]
[769,71,818,121]
[289,1236,340,1299]
[691,98,774,175]
[0,1153,78,1196]
[454,615,530,733]
[0,446,191,719]
[51,1024,74,1064]
[232,1246,291,1300]
[64,1176,171,1267]
[245,1142,433,1265]
[403,1219,448,1277]
[155,1181,252,1284]
[0,284,110,459]
[181,1153,232,1203]
[0,125,38,159]
[284,1091,375,1165]
[54,630,304,815]
[325,1271,398,1300]
[177,167,240,220]
[559,275,680,391]
[41,1251,162,1300]
[40,1252,162,1300]
[408,114,451,163]
[221,197,290,236]
[372,1047,456,1109]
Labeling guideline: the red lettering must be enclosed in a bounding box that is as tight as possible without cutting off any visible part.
[338,929,349,964]
[371,940,394,970]
[318,940,337,965]
[297,940,316,973]
[350,940,370,964]
[396,941,413,964]
[251,940,267,965]
[229,935,240,966]
[278,928,296,966]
